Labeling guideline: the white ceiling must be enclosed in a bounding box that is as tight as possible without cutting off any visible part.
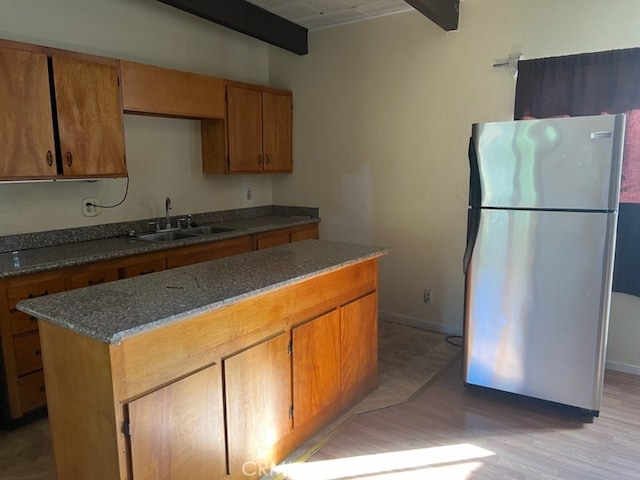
[246,0,415,30]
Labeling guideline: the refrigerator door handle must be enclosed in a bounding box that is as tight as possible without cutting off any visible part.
[463,137,482,275]
[468,136,481,209]
[463,208,481,275]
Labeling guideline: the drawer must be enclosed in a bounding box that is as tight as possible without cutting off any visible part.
[290,225,318,242]
[9,310,40,335]
[14,331,42,376]
[120,259,166,278]
[166,236,252,269]
[256,231,290,250]
[7,278,66,310]
[18,370,46,413]
[70,268,119,290]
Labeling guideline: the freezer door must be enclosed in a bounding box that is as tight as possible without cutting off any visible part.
[463,208,617,411]
[472,115,625,211]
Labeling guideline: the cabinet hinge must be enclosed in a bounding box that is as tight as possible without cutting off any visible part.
[287,340,292,355]
[123,420,131,437]
[289,405,294,419]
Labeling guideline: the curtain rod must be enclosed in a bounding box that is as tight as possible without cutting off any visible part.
[493,53,523,76]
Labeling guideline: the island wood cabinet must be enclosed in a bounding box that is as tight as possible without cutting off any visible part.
[292,310,341,427]
[128,364,227,480]
[224,333,292,478]
[0,40,126,180]
[203,83,293,174]
[37,257,378,480]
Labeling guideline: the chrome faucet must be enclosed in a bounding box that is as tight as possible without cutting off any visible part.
[165,197,172,229]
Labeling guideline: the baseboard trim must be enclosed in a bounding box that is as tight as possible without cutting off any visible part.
[606,360,640,376]
[378,311,462,336]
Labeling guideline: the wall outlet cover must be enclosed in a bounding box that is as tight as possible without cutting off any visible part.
[82,197,101,217]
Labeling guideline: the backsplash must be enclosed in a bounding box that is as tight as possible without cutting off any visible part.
[0,205,319,253]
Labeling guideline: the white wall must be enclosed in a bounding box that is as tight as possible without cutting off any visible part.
[0,0,273,235]
[269,0,640,372]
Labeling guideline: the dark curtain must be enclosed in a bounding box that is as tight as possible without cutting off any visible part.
[514,48,640,297]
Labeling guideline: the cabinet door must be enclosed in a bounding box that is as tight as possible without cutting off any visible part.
[128,364,226,480]
[341,293,378,398]
[226,86,263,172]
[225,333,292,478]
[292,310,341,427]
[262,91,292,172]
[53,56,126,177]
[0,47,57,179]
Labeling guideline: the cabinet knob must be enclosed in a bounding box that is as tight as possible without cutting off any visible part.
[258,154,263,165]
[35,349,41,356]
[265,154,270,165]
[66,151,73,167]
[46,150,53,167]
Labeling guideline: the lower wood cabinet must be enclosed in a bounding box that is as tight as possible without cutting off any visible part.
[224,333,292,478]
[341,293,379,401]
[128,364,226,480]
[0,276,65,420]
[292,310,341,427]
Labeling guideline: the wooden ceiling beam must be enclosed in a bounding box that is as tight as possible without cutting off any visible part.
[156,0,309,55]
[405,0,460,31]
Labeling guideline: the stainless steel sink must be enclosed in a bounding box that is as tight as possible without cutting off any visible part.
[135,231,200,242]
[184,226,233,235]
[133,226,234,242]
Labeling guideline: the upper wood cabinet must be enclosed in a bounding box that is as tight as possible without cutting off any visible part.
[203,83,293,174]
[0,41,126,181]
[120,60,225,119]
[53,56,126,178]
[0,48,56,178]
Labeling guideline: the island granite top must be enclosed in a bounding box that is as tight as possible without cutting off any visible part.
[17,240,389,345]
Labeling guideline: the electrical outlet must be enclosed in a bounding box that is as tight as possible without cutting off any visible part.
[82,197,101,217]
[423,289,433,304]
[246,186,252,201]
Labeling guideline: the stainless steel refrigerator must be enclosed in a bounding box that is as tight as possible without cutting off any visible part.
[463,114,626,415]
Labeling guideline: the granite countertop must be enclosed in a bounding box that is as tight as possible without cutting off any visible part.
[0,214,319,279]
[18,240,389,344]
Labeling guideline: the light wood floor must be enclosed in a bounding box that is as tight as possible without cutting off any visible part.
[277,358,640,480]
[3,321,640,480]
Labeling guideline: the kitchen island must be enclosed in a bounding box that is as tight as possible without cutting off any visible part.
[18,240,389,480]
